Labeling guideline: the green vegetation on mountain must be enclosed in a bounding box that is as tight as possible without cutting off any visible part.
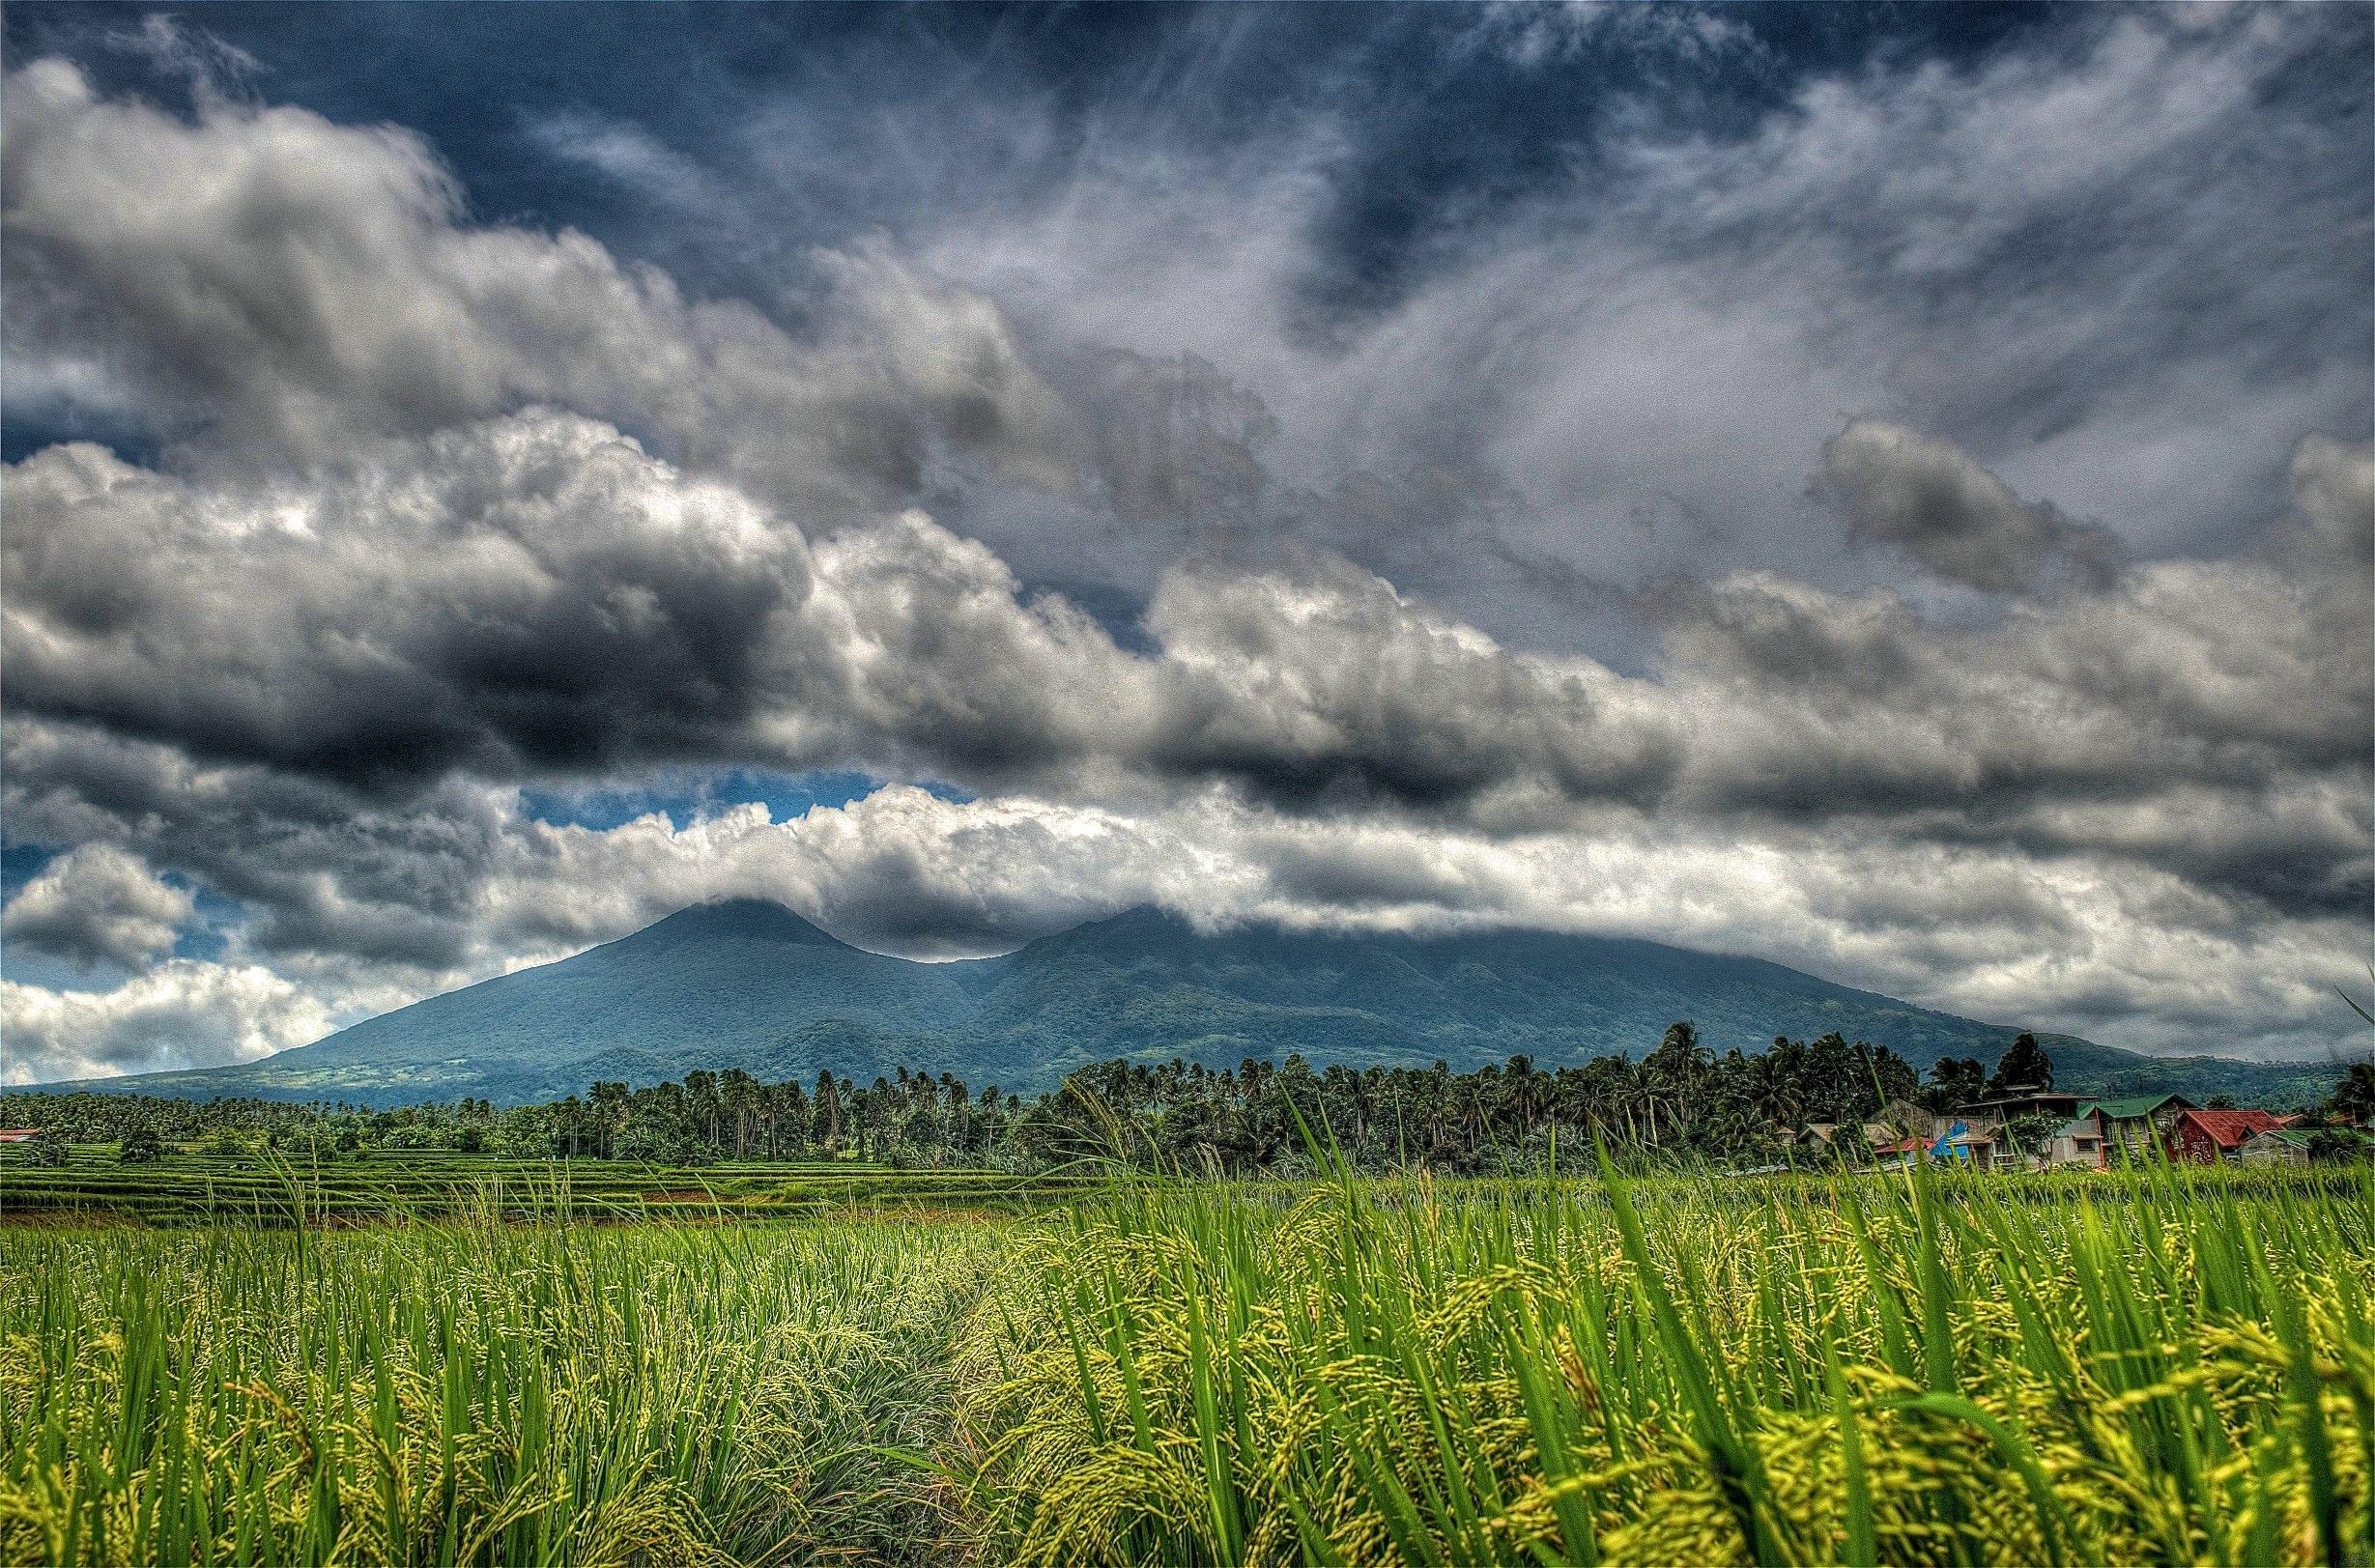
[67,900,2344,1107]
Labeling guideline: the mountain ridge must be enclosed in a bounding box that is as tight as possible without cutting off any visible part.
[43,898,2347,1106]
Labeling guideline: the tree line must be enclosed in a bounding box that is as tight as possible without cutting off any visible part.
[7,1029,2369,1175]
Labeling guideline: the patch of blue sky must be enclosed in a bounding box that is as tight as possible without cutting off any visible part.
[519,768,973,832]
[0,948,95,992]
[0,408,163,466]
[0,842,56,902]
[168,883,242,964]
[1023,574,1161,655]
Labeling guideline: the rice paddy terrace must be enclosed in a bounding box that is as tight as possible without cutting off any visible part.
[2,1150,2370,1564]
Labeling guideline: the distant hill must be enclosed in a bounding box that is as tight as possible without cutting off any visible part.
[59,900,2349,1106]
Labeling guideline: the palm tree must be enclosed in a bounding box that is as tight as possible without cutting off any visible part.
[1743,1050,1803,1135]
[720,1069,757,1158]
[1642,1022,1711,1141]
[587,1081,630,1159]
[814,1070,843,1150]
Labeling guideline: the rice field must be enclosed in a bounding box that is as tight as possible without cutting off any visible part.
[0,1145,1086,1223]
[3,1159,2369,1564]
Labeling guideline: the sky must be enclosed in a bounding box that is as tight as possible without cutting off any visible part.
[1,1,2369,1083]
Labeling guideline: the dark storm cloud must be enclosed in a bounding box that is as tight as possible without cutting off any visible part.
[11,8,2366,631]
[1064,350,1275,527]
[900,1,2369,654]
[1,60,1072,514]
[1648,441,2373,872]
[1138,554,1682,813]
[3,59,2366,865]
[9,414,2363,927]
[0,721,522,969]
[0,842,191,970]
[3,417,816,788]
[1817,418,2121,593]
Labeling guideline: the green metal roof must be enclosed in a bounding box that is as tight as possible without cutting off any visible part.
[2079,1094,2189,1120]
[2256,1127,2375,1147]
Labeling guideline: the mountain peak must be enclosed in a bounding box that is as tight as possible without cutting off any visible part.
[639,898,844,947]
[1042,904,1201,949]
[1091,904,1195,933]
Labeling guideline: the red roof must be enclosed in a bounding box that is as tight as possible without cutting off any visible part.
[2172,1108,2293,1150]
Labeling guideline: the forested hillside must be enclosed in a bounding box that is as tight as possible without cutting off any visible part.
[60,900,2341,1106]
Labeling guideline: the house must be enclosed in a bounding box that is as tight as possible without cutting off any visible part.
[1954,1089,2082,1130]
[1866,1098,1941,1145]
[1801,1101,1939,1163]
[0,1129,40,1144]
[1928,1119,2009,1167]
[2238,1127,2311,1167]
[2166,1107,2295,1164]
[2240,1126,2375,1165]
[2045,1115,2106,1169]
[1946,1089,2078,1169]
[2076,1094,2193,1159]
[1869,1132,1928,1169]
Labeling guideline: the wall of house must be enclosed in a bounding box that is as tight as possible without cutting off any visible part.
[2047,1134,2103,1168]
[2104,1120,2155,1155]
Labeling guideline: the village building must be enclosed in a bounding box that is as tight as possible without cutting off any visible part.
[2166,1107,2295,1164]
[1939,1087,2078,1167]
[2076,1094,2193,1159]
[1783,1104,1934,1157]
[2238,1127,2312,1167]
[1866,1098,1941,1143]
[1869,1131,1928,1168]
[1953,1089,2082,1129]
[1928,1119,2011,1167]
[2240,1126,2375,1165]
[0,1129,40,1144]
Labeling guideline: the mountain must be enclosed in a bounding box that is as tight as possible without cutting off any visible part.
[126,900,983,1102]
[63,900,2343,1106]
